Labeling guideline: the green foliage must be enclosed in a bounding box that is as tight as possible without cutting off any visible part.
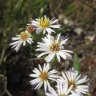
[73,53,80,72]
[0,0,48,65]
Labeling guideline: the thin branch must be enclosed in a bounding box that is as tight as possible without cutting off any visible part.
[0,44,7,65]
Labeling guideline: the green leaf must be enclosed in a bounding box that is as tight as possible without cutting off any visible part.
[73,53,80,72]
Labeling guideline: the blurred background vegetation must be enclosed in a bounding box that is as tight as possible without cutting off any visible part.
[0,0,96,96]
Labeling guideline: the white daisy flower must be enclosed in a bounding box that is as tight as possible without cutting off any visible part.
[46,82,75,96]
[29,63,58,92]
[31,15,61,34]
[59,69,89,95]
[36,34,73,62]
[10,30,33,52]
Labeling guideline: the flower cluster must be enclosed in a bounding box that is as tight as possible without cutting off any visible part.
[30,64,89,96]
[10,15,89,96]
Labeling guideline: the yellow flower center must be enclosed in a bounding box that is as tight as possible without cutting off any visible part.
[49,41,60,52]
[39,17,49,28]
[20,31,29,41]
[60,94,65,96]
[40,72,48,80]
[68,80,76,90]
